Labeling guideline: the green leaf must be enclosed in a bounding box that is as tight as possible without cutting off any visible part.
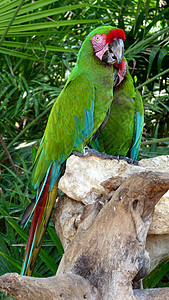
[0,207,28,241]
[1,40,78,53]
[147,45,159,78]
[0,4,108,25]
[47,226,64,256]
[157,46,169,73]
[0,18,107,34]
[144,259,169,288]
[0,164,24,185]
[0,207,58,274]
[0,251,22,271]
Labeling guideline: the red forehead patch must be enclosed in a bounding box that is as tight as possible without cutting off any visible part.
[106,29,125,43]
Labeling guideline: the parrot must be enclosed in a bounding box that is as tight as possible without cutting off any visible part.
[91,58,144,161]
[21,25,126,276]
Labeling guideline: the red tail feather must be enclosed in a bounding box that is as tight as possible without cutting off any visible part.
[22,167,52,273]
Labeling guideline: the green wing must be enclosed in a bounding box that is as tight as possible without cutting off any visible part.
[32,74,95,190]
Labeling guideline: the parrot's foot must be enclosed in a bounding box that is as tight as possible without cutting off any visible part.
[73,147,139,165]
[72,146,115,159]
[118,156,139,165]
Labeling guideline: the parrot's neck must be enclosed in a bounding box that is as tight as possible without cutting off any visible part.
[69,42,115,91]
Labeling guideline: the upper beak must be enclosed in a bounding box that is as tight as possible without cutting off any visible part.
[107,38,124,65]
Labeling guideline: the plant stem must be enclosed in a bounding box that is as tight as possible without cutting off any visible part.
[141,137,169,146]
[136,68,169,89]
[0,134,18,175]
[0,0,25,47]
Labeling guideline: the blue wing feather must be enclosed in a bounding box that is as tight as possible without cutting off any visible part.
[131,111,144,160]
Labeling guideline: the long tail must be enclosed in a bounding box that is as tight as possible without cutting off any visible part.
[21,168,59,276]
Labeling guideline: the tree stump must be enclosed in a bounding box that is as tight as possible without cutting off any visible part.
[1,156,169,299]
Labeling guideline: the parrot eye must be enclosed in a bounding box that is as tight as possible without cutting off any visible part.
[95,36,100,42]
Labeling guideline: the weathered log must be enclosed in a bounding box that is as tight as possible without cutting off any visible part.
[0,157,169,300]
[1,164,169,300]
[56,155,169,269]
[1,273,169,300]
[134,287,169,299]
[0,272,100,300]
[0,273,169,300]
[146,234,169,272]
[56,171,169,299]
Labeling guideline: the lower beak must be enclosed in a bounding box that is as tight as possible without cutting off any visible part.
[107,38,124,65]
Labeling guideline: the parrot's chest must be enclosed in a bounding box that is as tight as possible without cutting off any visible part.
[93,69,114,113]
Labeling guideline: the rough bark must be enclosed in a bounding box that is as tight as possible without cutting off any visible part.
[146,234,169,272]
[1,167,169,300]
[134,288,169,299]
[0,272,100,300]
[1,273,169,300]
[56,172,169,299]
[55,155,169,269]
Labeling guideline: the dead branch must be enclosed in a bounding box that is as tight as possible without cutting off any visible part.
[1,165,169,299]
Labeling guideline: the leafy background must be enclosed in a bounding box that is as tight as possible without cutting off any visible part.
[0,0,169,296]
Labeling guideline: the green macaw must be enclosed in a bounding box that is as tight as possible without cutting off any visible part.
[21,26,126,276]
[91,59,144,160]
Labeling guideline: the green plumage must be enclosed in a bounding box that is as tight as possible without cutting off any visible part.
[32,26,116,190]
[94,63,144,160]
[21,25,143,276]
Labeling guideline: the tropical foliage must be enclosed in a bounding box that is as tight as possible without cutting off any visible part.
[0,0,169,293]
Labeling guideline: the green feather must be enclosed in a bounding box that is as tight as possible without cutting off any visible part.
[94,61,144,160]
[32,26,117,190]
[22,25,137,276]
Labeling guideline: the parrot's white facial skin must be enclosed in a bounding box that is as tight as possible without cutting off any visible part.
[90,31,127,85]
[90,34,108,61]
[90,32,124,66]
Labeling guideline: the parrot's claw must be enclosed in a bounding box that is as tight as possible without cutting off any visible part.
[72,148,139,165]
[72,147,103,158]
[118,156,139,165]
[72,147,114,158]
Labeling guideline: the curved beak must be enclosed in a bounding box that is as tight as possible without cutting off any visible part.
[102,38,124,65]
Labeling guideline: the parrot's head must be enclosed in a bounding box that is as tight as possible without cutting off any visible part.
[90,28,125,66]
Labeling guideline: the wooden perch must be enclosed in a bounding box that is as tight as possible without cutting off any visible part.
[1,167,169,299]
[0,273,100,300]
[56,171,169,299]
[1,272,169,300]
